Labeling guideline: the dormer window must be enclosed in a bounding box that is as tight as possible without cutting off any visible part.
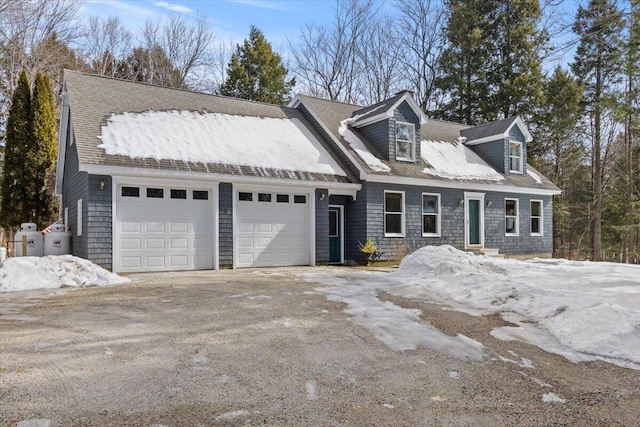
[396,122,415,161]
[509,141,523,174]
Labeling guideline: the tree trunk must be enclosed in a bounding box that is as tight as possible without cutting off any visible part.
[593,67,602,261]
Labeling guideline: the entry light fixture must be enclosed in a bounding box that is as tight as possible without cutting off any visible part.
[459,199,464,206]
[99,181,105,191]
[486,200,492,207]
[319,193,326,201]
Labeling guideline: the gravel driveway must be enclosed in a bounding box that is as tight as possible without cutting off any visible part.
[0,267,638,426]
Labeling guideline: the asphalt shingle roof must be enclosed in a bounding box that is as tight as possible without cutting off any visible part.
[459,116,518,141]
[63,70,356,183]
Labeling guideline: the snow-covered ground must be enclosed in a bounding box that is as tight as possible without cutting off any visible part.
[0,255,129,293]
[305,245,640,370]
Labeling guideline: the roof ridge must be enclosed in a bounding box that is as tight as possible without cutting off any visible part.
[425,117,473,128]
[63,69,297,111]
[297,93,364,108]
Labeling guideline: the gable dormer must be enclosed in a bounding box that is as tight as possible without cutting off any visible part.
[348,91,428,164]
[460,116,532,175]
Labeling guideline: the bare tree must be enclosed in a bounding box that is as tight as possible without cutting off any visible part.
[140,13,214,88]
[291,0,377,104]
[394,0,445,113]
[80,16,132,78]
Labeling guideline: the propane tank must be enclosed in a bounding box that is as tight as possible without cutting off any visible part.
[44,224,71,256]
[15,223,44,257]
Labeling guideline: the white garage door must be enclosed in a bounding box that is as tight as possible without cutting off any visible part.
[236,191,310,268]
[115,185,214,272]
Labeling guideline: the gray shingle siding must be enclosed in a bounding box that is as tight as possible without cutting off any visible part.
[219,183,233,266]
[470,139,506,173]
[61,125,89,260]
[394,102,421,162]
[360,120,391,160]
[86,175,112,269]
[342,182,553,261]
[315,189,329,263]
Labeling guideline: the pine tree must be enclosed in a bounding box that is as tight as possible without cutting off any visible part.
[30,72,57,228]
[572,0,624,261]
[220,26,295,104]
[0,70,33,232]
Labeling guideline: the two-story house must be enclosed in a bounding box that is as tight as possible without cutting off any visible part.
[56,71,560,272]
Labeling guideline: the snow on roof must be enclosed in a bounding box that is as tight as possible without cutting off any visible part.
[338,120,391,173]
[97,111,347,176]
[527,169,543,184]
[421,140,504,181]
[0,255,129,293]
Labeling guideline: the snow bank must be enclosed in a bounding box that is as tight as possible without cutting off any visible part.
[393,246,640,370]
[421,140,504,181]
[527,169,543,183]
[97,111,346,176]
[0,255,129,293]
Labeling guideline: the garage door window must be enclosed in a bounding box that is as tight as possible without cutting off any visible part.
[147,188,163,198]
[171,189,187,199]
[239,192,252,201]
[258,193,272,202]
[122,186,140,197]
[277,194,289,203]
[193,190,208,200]
[294,195,306,204]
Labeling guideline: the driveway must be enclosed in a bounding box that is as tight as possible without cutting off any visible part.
[0,267,638,426]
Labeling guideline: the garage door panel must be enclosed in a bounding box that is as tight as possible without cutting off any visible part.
[236,192,310,268]
[116,185,215,272]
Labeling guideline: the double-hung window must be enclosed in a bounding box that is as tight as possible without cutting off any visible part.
[509,141,523,174]
[395,122,415,161]
[422,193,441,237]
[505,198,519,235]
[530,200,543,235]
[384,191,404,236]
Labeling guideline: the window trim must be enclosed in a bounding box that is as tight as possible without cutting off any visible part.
[505,198,519,236]
[509,140,523,174]
[384,190,405,237]
[395,121,415,162]
[422,192,441,237]
[77,199,83,237]
[530,199,543,236]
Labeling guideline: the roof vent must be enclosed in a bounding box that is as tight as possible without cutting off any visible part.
[395,89,415,98]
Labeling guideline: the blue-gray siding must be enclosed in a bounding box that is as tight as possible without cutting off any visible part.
[219,183,233,266]
[315,189,330,263]
[359,120,391,160]
[86,175,112,269]
[339,182,553,261]
[470,139,506,173]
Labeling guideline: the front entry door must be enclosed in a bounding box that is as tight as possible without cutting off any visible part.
[465,193,484,248]
[329,206,343,263]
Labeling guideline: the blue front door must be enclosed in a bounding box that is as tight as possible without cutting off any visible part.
[329,206,342,263]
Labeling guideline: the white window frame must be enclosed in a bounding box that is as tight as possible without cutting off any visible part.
[77,199,83,237]
[395,121,415,161]
[530,199,543,236]
[509,140,523,174]
[422,192,441,237]
[505,198,519,236]
[384,190,405,237]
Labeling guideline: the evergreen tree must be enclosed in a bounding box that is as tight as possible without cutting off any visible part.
[30,72,57,228]
[220,26,295,104]
[436,0,492,124]
[571,0,624,261]
[436,0,545,124]
[0,70,33,232]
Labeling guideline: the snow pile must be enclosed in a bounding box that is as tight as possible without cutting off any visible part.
[98,111,346,176]
[527,169,543,184]
[338,120,391,173]
[0,255,129,293]
[392,246,640,369]
[421,140,504,181]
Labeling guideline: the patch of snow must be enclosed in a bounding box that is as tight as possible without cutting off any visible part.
[305,381,317,400]
[530,377,553,388]
[421,140,504,181]
[448,371,460,379]
[431,395,448,402]
[381,403,394,409]
[17,420,51,427]
[104,347,113,356]
[498,355,534,369]
[215,410,251,420]
[542,392,566,403]
[304,270,485,360]
[97,111,346,176]
[283,319,292,328]
[527,169,543,183]
[338,121,391,173]
[392,246,640,370]
[0,255,129,293]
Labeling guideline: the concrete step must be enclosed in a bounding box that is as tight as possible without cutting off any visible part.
[467,248,505,258]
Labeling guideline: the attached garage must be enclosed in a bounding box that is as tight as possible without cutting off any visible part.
[114,182,217,273]
[235,188,312,268]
